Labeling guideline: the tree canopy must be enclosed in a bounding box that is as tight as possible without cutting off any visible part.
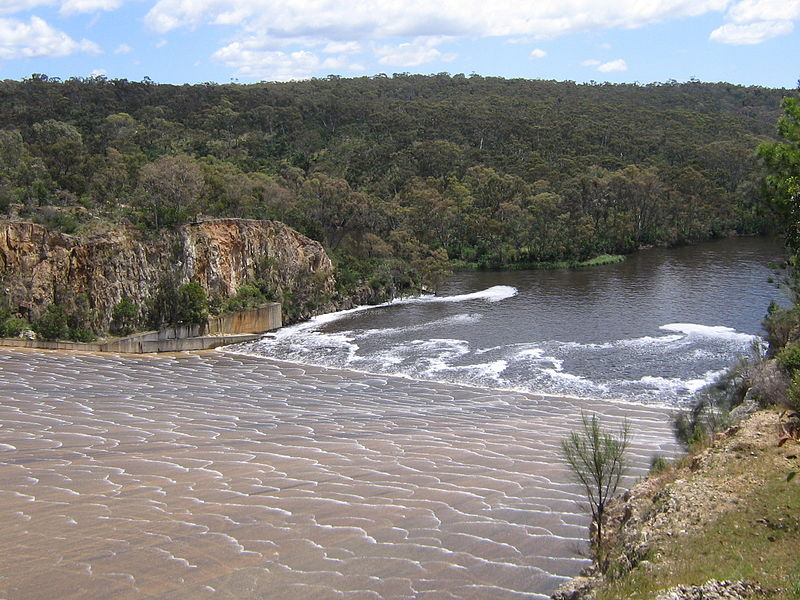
[0,74,789,313]
[759,96,800,256]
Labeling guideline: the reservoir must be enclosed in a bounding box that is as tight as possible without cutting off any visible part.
[0,236,785,599]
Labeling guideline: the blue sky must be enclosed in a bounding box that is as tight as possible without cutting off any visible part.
[0,0,798,88]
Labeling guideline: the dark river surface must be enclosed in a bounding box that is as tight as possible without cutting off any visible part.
[233,236,788,406]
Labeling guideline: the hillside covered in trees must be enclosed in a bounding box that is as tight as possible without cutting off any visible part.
[0,74,791,335]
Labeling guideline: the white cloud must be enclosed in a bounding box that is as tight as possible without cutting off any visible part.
[0,0,55,16]
[60,0,123,15]
[0,16,100,59]
[114,42,132,54]
[582,57,628,72]
[597,58,628,72]
[709,19,794,43]
[376,36,456,67]
[726,0,800,23]
[139,0,798,77]
[710,0,799,44]
[90,67,106,77]
[529,47,547,59]
[323,40,361,54]
[212,40,365,80]
[145,0,735,38]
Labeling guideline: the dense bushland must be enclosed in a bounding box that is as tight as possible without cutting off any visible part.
[0,74,790,335]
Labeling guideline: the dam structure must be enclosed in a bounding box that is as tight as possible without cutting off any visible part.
[0,303,282,353]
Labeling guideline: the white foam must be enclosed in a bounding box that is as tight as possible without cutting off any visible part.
[543,369,587,384]
[517,348,545,359]
[660,323,757,343]
[427,360,509,380]
[516,348,564,371]
[268,286,517,335]
[636,375,707,394]
[415,285,517,304]
[618,334,684,347]
[356,313,482,338]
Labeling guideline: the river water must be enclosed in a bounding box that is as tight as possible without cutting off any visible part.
[233,237,787,406]
[0,236,785,599]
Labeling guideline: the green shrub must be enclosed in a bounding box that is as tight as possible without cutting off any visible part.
[147,274,181,328]
[764,304,800,352]
[69,327,96,343]
[207,294,224,316]
[33,304,70,340]
[33,208,79,234]
[225,284,267,312]
[777,342,800,373]
[788,372,800,412]
[110,298,139,335]
[177,282,208,325]
[1,316,29,337]
[649,455,669,475]
[0,184,13,214]
[673,394,730,452]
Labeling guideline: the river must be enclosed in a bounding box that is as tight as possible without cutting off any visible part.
[232,236,787,406]
[0,236,785,599]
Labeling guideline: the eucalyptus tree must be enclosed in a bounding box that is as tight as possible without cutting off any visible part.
[560,413,629,571]
[759,95,800,255]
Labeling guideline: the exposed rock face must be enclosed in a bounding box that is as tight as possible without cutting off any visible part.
[0,219,337,330]
[654,580,767,600]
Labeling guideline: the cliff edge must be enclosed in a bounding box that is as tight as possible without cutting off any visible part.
[0,218,337,331]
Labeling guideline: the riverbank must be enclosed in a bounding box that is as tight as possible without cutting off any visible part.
[451,253,626,271]
[553,409,800,600]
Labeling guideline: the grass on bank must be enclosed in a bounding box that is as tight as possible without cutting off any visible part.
[597,430,800,600]
[453,253,626,271]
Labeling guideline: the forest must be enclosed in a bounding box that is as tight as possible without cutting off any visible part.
[0,73,791,334]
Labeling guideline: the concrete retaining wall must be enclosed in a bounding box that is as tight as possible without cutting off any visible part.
[0,303,281,354]
[207,304,282,336]
[0,338,104,352]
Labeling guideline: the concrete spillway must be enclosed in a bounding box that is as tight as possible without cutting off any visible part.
[0,349,678,599]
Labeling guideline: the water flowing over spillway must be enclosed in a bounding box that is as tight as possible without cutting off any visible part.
[0,237,784,599]
[1,350,677,599]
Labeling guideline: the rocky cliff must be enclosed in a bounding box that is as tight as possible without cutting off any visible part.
[0,219,337,331]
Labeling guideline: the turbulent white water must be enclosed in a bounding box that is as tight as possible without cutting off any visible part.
[232,238,786,406]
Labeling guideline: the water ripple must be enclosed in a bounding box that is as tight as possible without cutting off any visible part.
[0,349,678,599]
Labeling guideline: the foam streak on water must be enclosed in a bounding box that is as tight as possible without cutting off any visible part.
[0,349,678,599]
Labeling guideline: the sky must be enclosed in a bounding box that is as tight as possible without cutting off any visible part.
[0,0,798,88]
